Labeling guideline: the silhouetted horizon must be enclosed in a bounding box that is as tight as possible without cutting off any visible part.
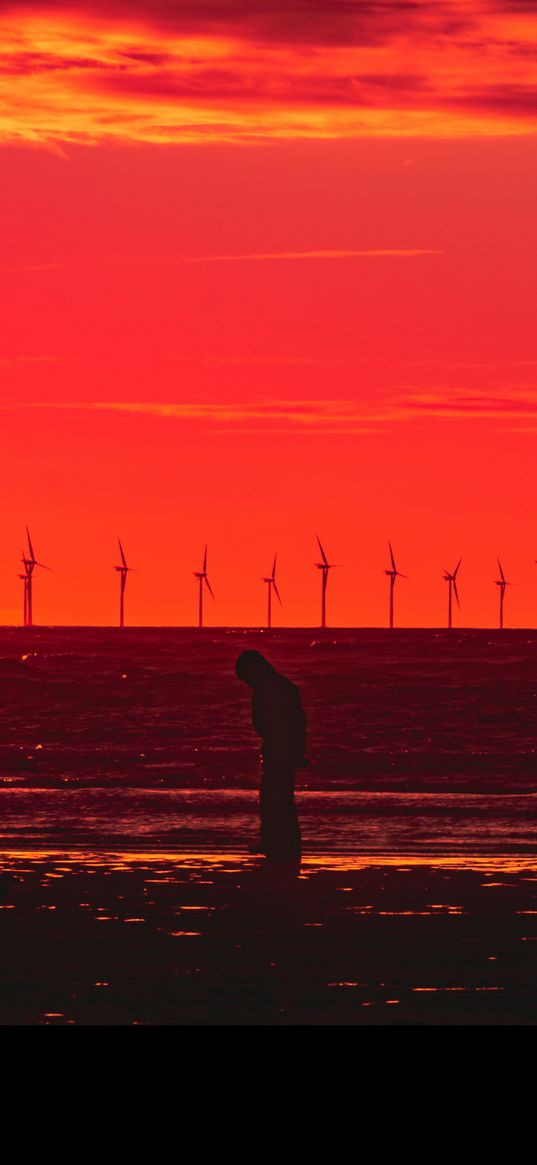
[4,623,537,633]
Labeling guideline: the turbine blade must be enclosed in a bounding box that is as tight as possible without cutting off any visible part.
[26,527,35,560]
[272,553,277,579]
[273,581,282,605]
[205,576,215,599]
[118,538,127,568]
[203,545,208,573]
[497,557,505,583]
[317,535,328,566]
[453,580,460,607]
[389,541,396,572]
[453,557,462,578]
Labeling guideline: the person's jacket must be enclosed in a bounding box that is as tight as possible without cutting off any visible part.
[252,672,306,767]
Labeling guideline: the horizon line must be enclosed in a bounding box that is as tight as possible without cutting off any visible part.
[2,624,536,633]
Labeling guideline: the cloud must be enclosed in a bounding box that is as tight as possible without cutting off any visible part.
[0,353,58,366]
[441,83,537,117]
[0,397,390,435]
[2,398,386,428]
[0,2,470,49]
[167,248,443,263]
[1,2,537,144]
[5,387,537,429]
[395,387,537,418]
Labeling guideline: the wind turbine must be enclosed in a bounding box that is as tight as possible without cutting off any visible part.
[194,545,215,628]
[443,558,462,630]
[495,558,511,629]
[315,536,334,629]
[18,558,29,627]
[263,554,282,629]
[384,541,407,629]
[114,538,133,628]
[22,527,51,628]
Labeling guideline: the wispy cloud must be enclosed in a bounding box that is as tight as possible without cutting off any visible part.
[395,387,537,418]
[5,388,537,429]
[4,399,385,428]
[1,3,537,145]
[0,2,476,52]
[0,354,58,367]
[169,248,443,263]
[162,353,382,367]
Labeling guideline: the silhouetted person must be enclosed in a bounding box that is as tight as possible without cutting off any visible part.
[236,651,306,860]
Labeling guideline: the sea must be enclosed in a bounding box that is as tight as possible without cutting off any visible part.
[1,627,537,854]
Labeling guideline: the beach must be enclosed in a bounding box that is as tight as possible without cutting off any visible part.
[1,628,537,1024]
[1,849,536,1025]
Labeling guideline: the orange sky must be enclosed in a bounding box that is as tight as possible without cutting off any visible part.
[2,1,537,627]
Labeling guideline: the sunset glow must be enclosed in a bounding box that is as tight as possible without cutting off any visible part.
[3,3,537,145]
[2,2,537,626]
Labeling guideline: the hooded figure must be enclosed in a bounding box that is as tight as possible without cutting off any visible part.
[236,650,305,860]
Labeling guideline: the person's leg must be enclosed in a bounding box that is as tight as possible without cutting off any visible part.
[277,777,301,859]
[261,764,301,860]
[260,768,280,855]
[259,778,270,855]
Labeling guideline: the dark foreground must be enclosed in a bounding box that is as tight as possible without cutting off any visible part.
[2,628,537,1024]
[1,849,536,1025]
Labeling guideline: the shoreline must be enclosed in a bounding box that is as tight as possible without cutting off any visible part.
[2,845,537,866]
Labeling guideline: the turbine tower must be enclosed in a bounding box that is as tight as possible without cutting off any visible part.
[495,558,510,629]
[114,538,132,628]
[443,558,462,630]
[315,536,334,629]
[22,527,50,628]
[194,545,215,628]
[384,541,407,629]
[18,559,29,627]
[263,554,282,629]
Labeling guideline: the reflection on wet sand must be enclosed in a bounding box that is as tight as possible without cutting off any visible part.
[0,848,536,1024]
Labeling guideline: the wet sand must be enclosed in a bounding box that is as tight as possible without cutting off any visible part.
[1,849,536,1025]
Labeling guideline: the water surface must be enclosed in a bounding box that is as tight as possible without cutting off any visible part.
[1,627,536,852]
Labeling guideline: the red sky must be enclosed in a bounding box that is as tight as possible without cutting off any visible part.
[2,1,537,627]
